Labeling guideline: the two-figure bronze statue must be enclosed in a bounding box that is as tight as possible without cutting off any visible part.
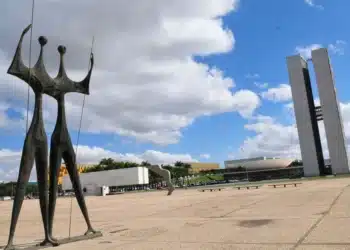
[4,24,100,250]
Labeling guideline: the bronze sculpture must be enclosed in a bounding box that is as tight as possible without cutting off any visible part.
[4,24,99,249]
[4,24,58,249]
[47,44,98,242]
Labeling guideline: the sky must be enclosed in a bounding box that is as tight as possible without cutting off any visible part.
[0,0,350,181]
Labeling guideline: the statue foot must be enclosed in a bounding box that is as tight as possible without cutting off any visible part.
[49,235,59,243]
[37,237,59,247]
[3,243,16,250]
[84,228,99,236]
[167,186,175,196]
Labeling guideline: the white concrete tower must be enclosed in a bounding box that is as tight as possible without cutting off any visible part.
[286,55,325,176]
[312,48,349,174]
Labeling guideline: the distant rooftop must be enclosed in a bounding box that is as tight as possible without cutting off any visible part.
[225,156,277,164]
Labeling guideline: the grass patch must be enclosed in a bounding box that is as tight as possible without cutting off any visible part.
[187,174,224,184]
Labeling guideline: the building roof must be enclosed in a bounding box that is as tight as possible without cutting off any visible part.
[225,157,276,164]
[188,162,220,173]
[189,162,219,168]
[225,158,296,170]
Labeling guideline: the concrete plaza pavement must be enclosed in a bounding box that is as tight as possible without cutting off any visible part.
[1,178,350,249]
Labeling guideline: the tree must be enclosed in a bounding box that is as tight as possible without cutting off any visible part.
[141,161,151,166]
[124,162,139,169]
[183,163,191,169]
[114,162,126,169]
[83,164,105,173]
[148,170,162,184]
[99,158,115,166]
[162,165,172,171]
[174,161,184,167]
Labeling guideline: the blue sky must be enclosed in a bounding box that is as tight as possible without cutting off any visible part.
[1,0,350,180]
[104,0,345,160]
[163,0,350,164]
[199,0,350,164]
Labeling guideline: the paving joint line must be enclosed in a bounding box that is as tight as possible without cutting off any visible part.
[115,192,271,247]
[114,240,294,245]
[112,186,344,249]
[291,184,350,250]
[109,240,350,247]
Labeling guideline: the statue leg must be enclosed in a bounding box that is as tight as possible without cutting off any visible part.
[47,145,62,243]
[35,144,59,247]
[162,170,175,196]
[4,139,35,250]
[62,148,98,235]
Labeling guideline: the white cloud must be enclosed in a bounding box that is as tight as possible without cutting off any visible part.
[295,44,322,60]
[328,40,347,56]
[0,146,199,182]
[0,149,22,181]
[251,114,276,124]
[231,101,350,161]
[235,121,302,159]
[254,82,269,89]
[77,146,198,165]
[0,0,261,145]
[199,153,211,159]
[260,84,292,102]
[304,0,324,10]
[295,41,347,60]
[284,102,294,111]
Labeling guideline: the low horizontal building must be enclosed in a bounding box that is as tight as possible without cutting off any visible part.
[188,162,220,173]
[225,157,296,170]
[61,167,149,195]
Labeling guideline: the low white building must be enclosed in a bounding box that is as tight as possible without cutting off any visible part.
[0,196,11,201]
[62,167,149,196]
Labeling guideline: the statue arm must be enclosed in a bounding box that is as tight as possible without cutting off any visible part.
[69,52,94,95]
[7,24,31,81]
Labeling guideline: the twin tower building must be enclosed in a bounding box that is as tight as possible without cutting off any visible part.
[287,48,349,176]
